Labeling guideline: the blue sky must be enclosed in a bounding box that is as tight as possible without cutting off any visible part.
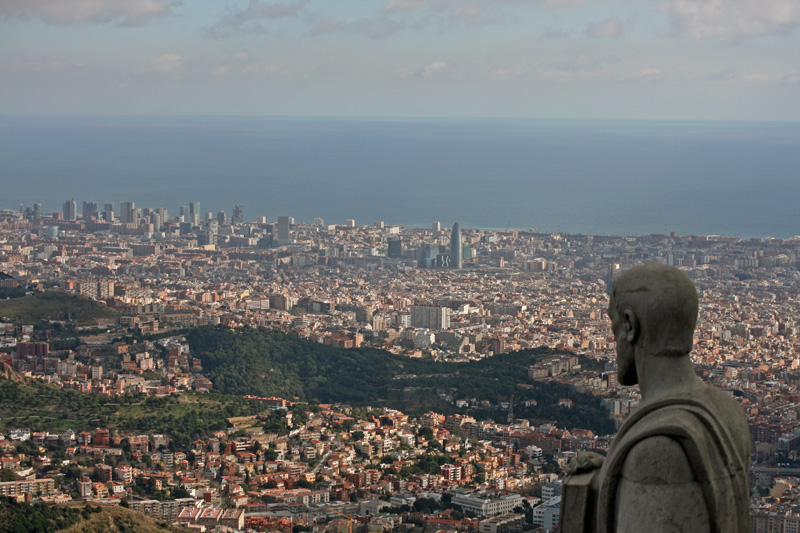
[1,0,799,120]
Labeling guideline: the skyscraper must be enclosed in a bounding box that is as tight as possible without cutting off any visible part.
[63,199,76,221]
[149,212,162,231]
[189,202,200,216]
[33,203,41,221]
[120,202,135,224]
[388,238,402,258]
[451,223,463,269]
[82,201,98,219]
[277,216,293,245]
[103,203,114,222]
[232,204,244,224]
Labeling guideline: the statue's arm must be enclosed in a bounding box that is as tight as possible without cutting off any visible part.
[616,435,711,532]
[565,450,604,476]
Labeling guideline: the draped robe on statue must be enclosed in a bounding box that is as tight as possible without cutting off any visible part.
[595,386,750,533]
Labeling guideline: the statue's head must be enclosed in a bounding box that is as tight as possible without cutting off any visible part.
[609,263,698,385]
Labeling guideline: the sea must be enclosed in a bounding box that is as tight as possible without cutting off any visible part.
[1,115,799,239]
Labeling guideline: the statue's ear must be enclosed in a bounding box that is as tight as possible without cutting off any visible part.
[623,309,639,343]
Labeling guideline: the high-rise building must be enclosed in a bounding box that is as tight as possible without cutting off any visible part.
[149,212,162,231]
[419,243,444,269]
[103,203,114,222]
[345,219,356,228]
[33,203,42,221]
[387,238,402,258]
[232,204,244,224]
[411,306,451,330]
[63,199,76,221]
[277,216,293,245]
[120,202,135,224]
[217,211,227,225]
[433,221,441,232]
[451,223,463,269]
[82,201,98,220]
[189,202,200,216]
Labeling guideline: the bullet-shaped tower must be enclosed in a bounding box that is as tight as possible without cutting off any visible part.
[451,223,463,269]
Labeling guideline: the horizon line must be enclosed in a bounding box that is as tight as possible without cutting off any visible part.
[1,113,800,126]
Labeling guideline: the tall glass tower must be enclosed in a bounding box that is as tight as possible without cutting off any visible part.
[450,223,463,269]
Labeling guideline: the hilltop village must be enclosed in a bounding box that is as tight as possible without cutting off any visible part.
[1,202,800,531]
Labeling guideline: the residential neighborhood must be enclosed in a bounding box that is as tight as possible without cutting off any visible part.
[1,204,800,530]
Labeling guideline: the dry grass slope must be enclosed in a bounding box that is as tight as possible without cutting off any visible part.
[0,292,121,325]
[57,502,190,533]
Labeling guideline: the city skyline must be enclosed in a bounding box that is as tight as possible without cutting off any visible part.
[2,0,800,120]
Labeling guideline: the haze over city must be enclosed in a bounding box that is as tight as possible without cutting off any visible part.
[2,0,800,120]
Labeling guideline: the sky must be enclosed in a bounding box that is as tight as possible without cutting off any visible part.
[1,0,799,120]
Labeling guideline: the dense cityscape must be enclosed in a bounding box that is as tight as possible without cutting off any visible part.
[0,199,799,532]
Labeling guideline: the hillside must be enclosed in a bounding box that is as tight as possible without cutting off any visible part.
[0,499,188,533]
[0,325,615,439]
[187,326,616,435]
[0,379,264,448]
[0,292,121,325]
[0,362,32,384]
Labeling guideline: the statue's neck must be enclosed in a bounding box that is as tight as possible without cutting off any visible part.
[635,349,701,404]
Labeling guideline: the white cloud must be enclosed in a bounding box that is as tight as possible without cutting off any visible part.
[783,71,800,85]
[0,0,178,26]
[204,0,309,38]
[708,67,735,82]
[540,0,587,5]
[310,16,406,39]
[537,53,622,82]
[212,65,234,77]
[384,0,429,11]
[585,16,635,38]
[242,61,286,74]
[420,60,448,76]
[665,0,800,41]
[742,73,770,82]
[639,67,662,78]
[151,53,182,73]
[1,60,86,72]
[454,5,485,17]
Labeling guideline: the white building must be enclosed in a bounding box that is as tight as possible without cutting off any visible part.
[450,490,524,517]
[532,496,561,531]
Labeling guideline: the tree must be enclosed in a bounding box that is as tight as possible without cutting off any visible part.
[263,449,278,461]
[417,426,434,440]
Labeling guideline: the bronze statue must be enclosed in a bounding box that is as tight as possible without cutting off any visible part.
[561,263,750,532]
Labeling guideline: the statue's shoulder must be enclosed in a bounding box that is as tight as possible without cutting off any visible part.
[596,392,750,533]
[621,434,694,484]
[617,385,746,448]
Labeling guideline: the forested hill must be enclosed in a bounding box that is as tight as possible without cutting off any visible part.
[187,326,616,435]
